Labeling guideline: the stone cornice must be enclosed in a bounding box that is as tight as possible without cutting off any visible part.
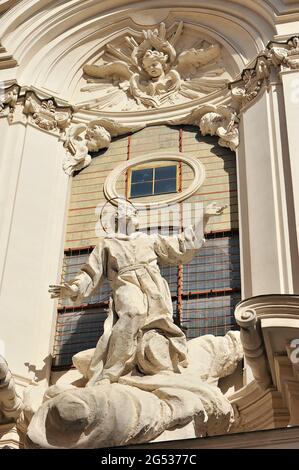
[235,294,299,388]
[230,35,299,111]
[0,83,145,175]
[233,294,299,431]
[0,42,17,70]
[0,83,73,131]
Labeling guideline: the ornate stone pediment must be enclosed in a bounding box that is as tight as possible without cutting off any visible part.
[76,22,230,113]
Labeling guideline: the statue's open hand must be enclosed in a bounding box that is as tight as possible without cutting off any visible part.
[205,202,228,216]
[48,283,79,299]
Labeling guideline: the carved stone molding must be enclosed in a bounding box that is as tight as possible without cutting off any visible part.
[0,43,17,70]
[0,82,147,175]
[1,34,299,174]
[230,36,299,110]
[0,423,22,449]
[235,295,299,428]
[0,83,20,122]
[268,36,299,71]
[230,381,289,433]
[0,0,21,15]
[104,151,206,209]
[23,92,72,133]
[231,55,271,108]
[0,84,73,132]
[234,306,272,390]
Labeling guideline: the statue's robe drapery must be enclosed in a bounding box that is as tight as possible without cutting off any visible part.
[71,228,204,382]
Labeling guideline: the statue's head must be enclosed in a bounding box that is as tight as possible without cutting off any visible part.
[115,202,139,234]
[142,50,168,79]
[85,125,111,152]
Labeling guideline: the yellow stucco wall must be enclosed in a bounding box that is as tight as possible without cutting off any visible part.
[65,125,238,249]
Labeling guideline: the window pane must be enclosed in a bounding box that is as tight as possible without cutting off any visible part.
[154,178,177,195]
[183,235,241,292]
[131,168,153,183]
[53,305,107,367]
[155,165,177,180]
[182,294,239,339]
[131,182,153,198]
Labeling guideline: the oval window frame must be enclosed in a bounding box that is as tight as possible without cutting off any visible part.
[104,151,205,209]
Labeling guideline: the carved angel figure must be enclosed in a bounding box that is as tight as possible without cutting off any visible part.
[62,119,144,176]
[171,104,239,152]
[62,122,111,176]
[79,22,228,111]
[197,106,239,152]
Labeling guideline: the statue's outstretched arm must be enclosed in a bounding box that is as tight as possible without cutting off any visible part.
[49,242,104,302]
[193,202,228,236]
[155,202,227,266]
[48,282,79,300]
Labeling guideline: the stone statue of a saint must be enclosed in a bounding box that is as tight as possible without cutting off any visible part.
[24,201,242,449]
[49,201,226,386]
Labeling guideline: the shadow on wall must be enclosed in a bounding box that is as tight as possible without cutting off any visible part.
[24,355,53,382]
[194,126,237,220]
